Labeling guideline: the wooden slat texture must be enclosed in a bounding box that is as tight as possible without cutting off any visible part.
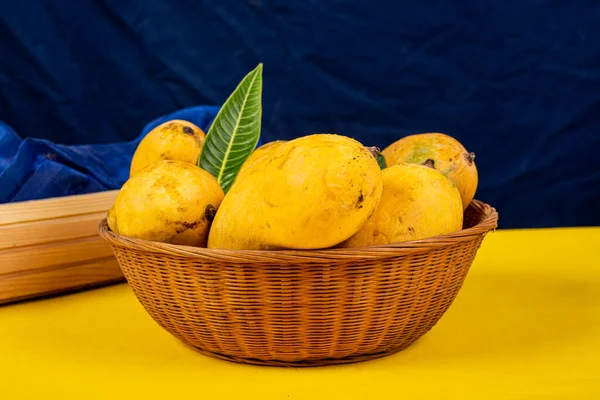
[0,190,118,226]
[0,190,124,305]
[0,212,107,250]
[0,257,124,305]
[0,237,115,276]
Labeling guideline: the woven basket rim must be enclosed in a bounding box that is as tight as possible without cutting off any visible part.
[98,199,497,262]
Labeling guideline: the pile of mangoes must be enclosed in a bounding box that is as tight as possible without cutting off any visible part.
[107,120,478,250]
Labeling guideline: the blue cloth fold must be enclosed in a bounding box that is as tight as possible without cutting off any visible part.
[0,105,220,203]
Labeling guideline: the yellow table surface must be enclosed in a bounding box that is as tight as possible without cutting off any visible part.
[2,227,599,399]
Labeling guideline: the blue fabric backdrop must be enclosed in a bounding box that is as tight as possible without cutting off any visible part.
[1,1,599,228]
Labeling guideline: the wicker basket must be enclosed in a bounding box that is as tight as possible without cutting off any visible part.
[98,199,497,366]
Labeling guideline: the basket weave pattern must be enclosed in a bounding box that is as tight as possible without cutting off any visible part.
[99,200,497,366]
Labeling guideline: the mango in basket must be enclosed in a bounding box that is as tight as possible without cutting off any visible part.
[340,162,463,247]
[106,204,119,234]
[207,134,383,250]
[109,160,224,247]
[381,132,478,210]
[130,120,206,177]
[235,140,286,181]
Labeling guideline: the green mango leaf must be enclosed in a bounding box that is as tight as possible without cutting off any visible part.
[198,63,263,193]
[376,154,387,169]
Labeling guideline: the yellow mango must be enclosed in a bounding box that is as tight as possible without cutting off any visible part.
[340,163,463,247]
[382,132,478,210]
[106,204,119,234]
[236,140,286,181]
[208,134,383,250]
[110,160,224,247]
[130,120,206,177]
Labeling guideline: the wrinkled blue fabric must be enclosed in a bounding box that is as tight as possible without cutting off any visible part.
[0,106,219,203]
[1,1,600,228]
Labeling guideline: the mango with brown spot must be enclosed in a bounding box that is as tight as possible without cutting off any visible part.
[129,119,206,177]
[381,132,478,210]
[208,134,383,250]
[108,160,224,247]
[340,163,463,247]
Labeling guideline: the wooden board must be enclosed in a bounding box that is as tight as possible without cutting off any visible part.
[0,212,107,250]
[0,258,123,304]
[0,190,120,225]
[0,190,125,305]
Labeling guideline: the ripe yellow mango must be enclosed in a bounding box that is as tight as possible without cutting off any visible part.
[106,204,119,234]
[109,160,224,247]
[235,140,286,181]
[340,163,463,247]
[130,120,206,177]
[382,132,478,210]
[207,134,383,250]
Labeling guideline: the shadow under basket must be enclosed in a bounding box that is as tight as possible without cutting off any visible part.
[98,200,498,367]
